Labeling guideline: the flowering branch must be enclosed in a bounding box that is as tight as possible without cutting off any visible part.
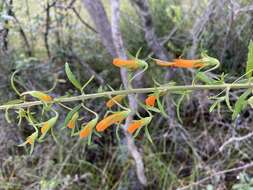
[1,82,253,110]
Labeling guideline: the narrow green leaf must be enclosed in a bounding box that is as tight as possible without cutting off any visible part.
[246,40,253,79]
[62,104,82,129]
[176,92,186,123]
[225,87,233,112]
[11,70,21,95]
[65,63,82,90]
[209,98,224,113]
[5,108,11,123]
[145,126,153,144]
[156,96,168,118]
[232,89,252,120]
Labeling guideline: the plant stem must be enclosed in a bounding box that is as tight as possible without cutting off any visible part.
[1,82,253,110]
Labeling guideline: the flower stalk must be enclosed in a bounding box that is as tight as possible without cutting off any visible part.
[1,83,253,110]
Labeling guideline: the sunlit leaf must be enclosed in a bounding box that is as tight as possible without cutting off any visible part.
[65,62,82,91]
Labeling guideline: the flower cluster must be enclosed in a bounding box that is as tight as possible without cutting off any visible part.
[17,54,220,153]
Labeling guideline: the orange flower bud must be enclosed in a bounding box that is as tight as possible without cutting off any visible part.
[96,110,131,132]
[106,95,126,108]
[113,58,139,70]
[39,114,58,140]
[67,112,79,129]
[145,95,157,107]
[128,116,152,134]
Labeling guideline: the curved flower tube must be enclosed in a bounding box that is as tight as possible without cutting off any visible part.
[106,95,126,108]
[96,110,131,132]
[127,116,152,134]
[39,110,59,140]
[79,104,99,139]
[21,91,53,102]
[79,118,98,138]
[18,132,38,146]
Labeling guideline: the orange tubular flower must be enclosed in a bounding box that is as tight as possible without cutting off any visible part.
[145,95,157,107]
[41,122,50,134]
[80,125,93,138]
[79,118,98,138]
[21,91,53,102]
[127,116,152,134]
[113,58,139,70]
[154,58,205,68]
[19,132,38,146]
[26,133,37,145]
[41,115,58,135]
[106,95,126,108]
[67,112,79,129]
[96,110,131,132]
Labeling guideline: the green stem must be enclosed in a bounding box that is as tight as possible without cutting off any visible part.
[1,83,253,110]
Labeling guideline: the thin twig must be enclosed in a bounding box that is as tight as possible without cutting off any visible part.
[177,162,253,190]
[72,7,97,33]
[219,131,253,152]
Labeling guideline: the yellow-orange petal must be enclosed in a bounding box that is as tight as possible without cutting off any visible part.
[106,95,126,108]
[113,58,139,70]
[24,91,53,102]
[67,120,75,129]
[145,95,157,107]
[26,133,37,145]
[127,117,152,134]
[80,125,92,138]
[40,94,53,102]
[67,112,79,129]
[128,121,142,134]
[96,110,130,132]
[41,123,50,134]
